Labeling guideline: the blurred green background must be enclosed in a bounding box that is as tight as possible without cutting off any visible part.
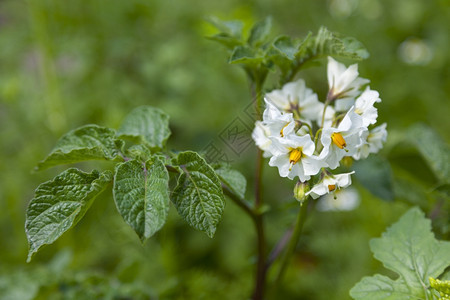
[0,0,448,299]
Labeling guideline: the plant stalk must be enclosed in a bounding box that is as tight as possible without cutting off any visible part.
[274,197,310,287]
[251,75,267,300]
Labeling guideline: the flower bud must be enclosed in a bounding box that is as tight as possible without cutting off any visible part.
[341,156,353,168]
[294,181,310,205]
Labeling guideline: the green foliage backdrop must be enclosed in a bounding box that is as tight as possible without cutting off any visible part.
[0,0,448,299]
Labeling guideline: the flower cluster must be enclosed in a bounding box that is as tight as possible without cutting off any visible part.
[252,57,387,201]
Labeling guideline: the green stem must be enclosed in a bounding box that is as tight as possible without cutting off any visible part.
[274,197,310,287]
[320,99,331,130]
[222,184,255,221]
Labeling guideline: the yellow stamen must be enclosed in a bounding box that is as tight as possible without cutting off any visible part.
[328,184,336,191]
[280,123,289,137]
[288,148,302,171]
[331,132,347,149]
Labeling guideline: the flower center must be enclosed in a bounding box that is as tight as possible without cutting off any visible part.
[331,132,347,149]
[328,184,336,191]
[288,148,302,171]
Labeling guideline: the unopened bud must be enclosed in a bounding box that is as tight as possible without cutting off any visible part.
[341,156,353,168]
[294,181,310,204]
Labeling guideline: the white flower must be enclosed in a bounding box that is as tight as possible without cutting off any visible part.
[252,121,273,157]
[353,123,387,160]
[265,79,323,123]
[306,171,355,199]
[252,101,296,156]
[269,134,324,181]
[319,107,366,169]
[316,187,360,211]
[327,56,370,111]
[354,87,381,127]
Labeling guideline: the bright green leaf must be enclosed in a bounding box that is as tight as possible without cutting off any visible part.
[248,17,272,47]
[172,151,225,238]
[215,166,246,199]
[353,156,394,201]
[117,106,171,150]
[407,124,450,184]
[350,207,450,299]
[36,125,124,171]
[113,157,170,242]
[25,169,112,262]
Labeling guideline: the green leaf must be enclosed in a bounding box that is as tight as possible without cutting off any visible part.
[272,35,297,60]
[248,17,272,47]
[117,106,171,150]
[113,157,170,242]
[350,207,450,299]
[206,16,243,39]
[205,17,244,50]
[172,151,225,237]
[297,26,369,64]
[25,169,112,262]
[36,125,124,171]
[350,275,412,300]
[206,33,243,49]
[215,166,246,199]
[407,124,450,184]
[353,156,394,201]
[229,45,264,65]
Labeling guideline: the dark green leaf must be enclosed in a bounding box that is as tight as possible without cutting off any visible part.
[117,106,171,150]
[172,151,225,238]
[350,207,450,299]
[113,157,170,242]
[25,169,112,261]
[353,156,394,201]
[36,125,124,171]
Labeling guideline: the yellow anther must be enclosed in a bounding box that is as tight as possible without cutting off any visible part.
[328,184,336,191]
[331,132,347,149]
[288,148,302,170]
[280,123,289,137]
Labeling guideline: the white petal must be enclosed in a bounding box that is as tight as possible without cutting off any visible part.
[269,154,290,178]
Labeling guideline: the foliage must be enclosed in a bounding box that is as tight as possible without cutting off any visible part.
[350,207,450,299]
[25,105,235,260]
[0,0,448,299]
